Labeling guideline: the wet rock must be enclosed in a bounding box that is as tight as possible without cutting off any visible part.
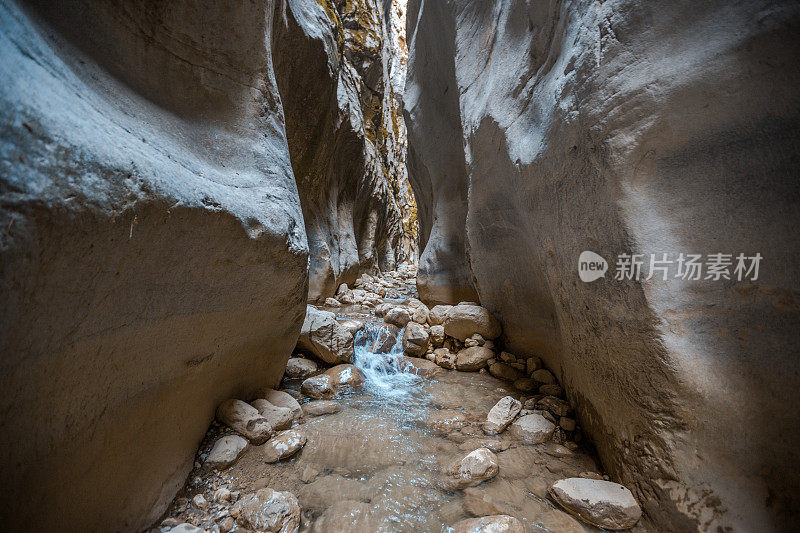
[374,302,394,317]
[526,357,542,375]
[508,362,526,372]
[428,305,453,326]
[488,362,523,382]
[483,396,522,434]
[324,297,341,307]
[537,396,571,417]
[398,356,442,377]
[192,493,208,510]
[160,518,181,528]
[216,400,273,444]
[297,305,354,364]
[445,448,499,489]
[427,410,468,434]
[430,324,445,345]
[313,500,378,532]
[213,487,232,503]
[284,357,318,380]
[263,430,307,463]
[403,322,430,357]
[513,378,537,392]
[532,369,555,384]
[203,435,249,471]
[434,347,457,370]
[260,390,303,422]
[451,515,524,533]
[510,414,556,444]
[251,400,294,431]
[385,307,412,327]
[302,400,342,417]
[338,320,365,337]
[325,364,365,392]
[301,375,335,400]
[444,304,502,341]
[499,352,516,363]
[234,488,300,532]
[549,478,642,530]
[454,346,495,371]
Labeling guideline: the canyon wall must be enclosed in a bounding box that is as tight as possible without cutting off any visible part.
[275,0,416,302]
[0,0,311,530]
[405,0,800,531]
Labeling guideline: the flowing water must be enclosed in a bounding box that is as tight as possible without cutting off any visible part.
[158,286,629,532]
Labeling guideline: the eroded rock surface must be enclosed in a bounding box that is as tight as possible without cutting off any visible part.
[405,0,800,528]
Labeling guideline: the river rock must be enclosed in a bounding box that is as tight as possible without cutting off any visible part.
[403,322,430,357]
[284,357,318,380]
[338,319,365,337]
[511,414,556,444]
[296,305,354,364]
[192,493,208,510]
[427,410,468,434]
[455,346,495,371]
[313,500,379,532]
[430,324,445,345]
[428,305,453,326]
[537,396,571,417]
[406,298,431,324]
[434,347,457,369]
[445,448,499,489]
[385,307,412,327]
[203,435,249,471]
[302,400,342,417]
[235,488,301,532]
[251,400,294,431]
[324,297,341,307]
[301,374,335,400]
[548,478,642,530]
[216,400,273,444]
[451,515,525,533]
[560,417,577,432]
[514,378,537,392]
[540,384,564,397]
[444,304,502,341]
[325,364,365,392]
[532,369,555,384]
[374,302,394,317]
[484,396,522,434]
[398,356,442,377]
[526,357,542,375]
[171,524,205,533]
[263,430,307,463]
[260,389,303,422]
[488,362,523,381]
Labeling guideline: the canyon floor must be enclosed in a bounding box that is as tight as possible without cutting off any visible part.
[151,267,646,533]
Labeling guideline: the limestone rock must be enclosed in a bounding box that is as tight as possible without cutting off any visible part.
[513,378,537,392]
[537,396,571,418]
[203,435,249,471]
[385,307,412,327]
[325,364,365,393]
[444,304,502,341]
[406,298,431,324]
[260,390,303,422]
[488,362,523,382]
[284,357,318,380]
[403,322,430,357]
[532,369,555,385]
[301,375,335,400]
[398,356,442,378]
[338,320,365,337]
[483,396,522,434]
[454,346,495,371]
[428,305,453,326]
[251,400,294,432]
[445,448,499,489]
[192,493,208,510]
[549,478,642,530]
[171,524,206,533]
[434,347,457,370]
[539,384,564,397]
[263,430,307,463]
[324,297,341,307]
[430,324,445,345]
[216,400,273,444]
[510,414,556,444]
[526,357,542,375]
[235,488,301,532]
[296,306,354,364]
[451,515,525,533]
[302,400,342,417]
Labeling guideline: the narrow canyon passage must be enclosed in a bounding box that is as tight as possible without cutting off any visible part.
[155,268,639,533]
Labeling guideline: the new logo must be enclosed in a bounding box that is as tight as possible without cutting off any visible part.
[578,251,608,282]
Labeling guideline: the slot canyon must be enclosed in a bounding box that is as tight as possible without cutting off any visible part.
[0,0,798,532]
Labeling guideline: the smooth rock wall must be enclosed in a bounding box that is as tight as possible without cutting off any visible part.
[405,0,800,530]
[0,0,307,530]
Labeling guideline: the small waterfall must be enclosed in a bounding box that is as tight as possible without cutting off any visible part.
[352,322,420,397]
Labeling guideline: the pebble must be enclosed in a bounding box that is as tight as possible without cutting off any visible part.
[203,435,249,471]
[234,488,301,532]
[215,399,272,444]
[451,515,524,533]
[510,414,556,444]
[192,494,208,510]
[445,447,499,489]
[483,396,522,434]
[302,400,342,416]
[284,357,318,379]
[263,429,307,463]
[532,369,555,384]
[548,478,642,530]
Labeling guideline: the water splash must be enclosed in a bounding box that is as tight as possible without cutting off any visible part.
[353,322,421,397]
